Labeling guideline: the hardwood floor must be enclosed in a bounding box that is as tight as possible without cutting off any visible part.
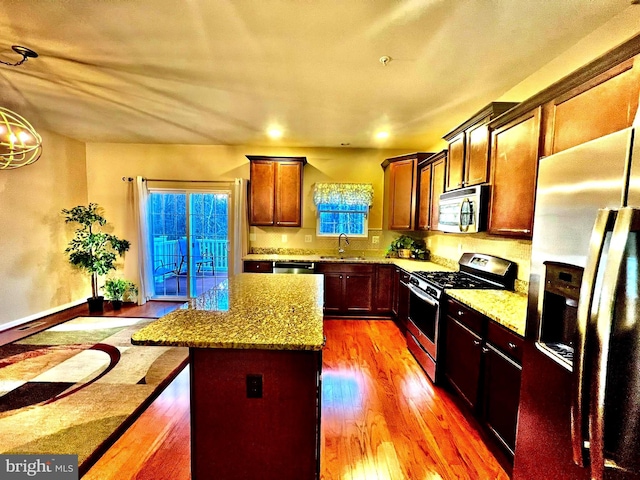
[84,317,508,480]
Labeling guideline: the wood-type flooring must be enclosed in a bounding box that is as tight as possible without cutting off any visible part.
[83,311,508,480]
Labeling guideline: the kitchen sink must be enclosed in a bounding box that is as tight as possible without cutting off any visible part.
[319,255,366,260]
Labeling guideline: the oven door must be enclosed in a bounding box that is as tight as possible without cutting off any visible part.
[406,284,440,381]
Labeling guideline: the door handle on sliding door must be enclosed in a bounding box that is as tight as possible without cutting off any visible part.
[572,208,614,468]
[589,207,639,480]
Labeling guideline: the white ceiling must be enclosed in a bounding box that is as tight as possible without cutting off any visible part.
[0,0,636,149]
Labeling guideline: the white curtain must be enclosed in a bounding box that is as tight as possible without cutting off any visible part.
[232,178,249,276]
[134,176,154,303]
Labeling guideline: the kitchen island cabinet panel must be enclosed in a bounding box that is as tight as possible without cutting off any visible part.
[191,348,321,480]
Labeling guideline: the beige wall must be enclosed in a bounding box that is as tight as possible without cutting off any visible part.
[85,144,408,282]
[0,128,88,327]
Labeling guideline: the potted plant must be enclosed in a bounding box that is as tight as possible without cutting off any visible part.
[103,278,138,310]
[386,235,429,260]
[62,203,131,313]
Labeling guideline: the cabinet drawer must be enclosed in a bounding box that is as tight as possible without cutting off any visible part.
[315,263,374,274]
[446,298,486,336]
[487,321,523,363]
[243,261,273,273]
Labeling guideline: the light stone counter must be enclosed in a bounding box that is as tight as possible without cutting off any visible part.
[132,274,325,350]
[446,289,528,337]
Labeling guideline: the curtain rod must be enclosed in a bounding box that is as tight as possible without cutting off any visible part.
[121,176,233,184]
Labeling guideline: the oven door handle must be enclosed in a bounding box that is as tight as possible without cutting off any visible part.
[408,284,438,306]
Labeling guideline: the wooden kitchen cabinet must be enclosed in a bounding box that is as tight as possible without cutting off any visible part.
[488,107,542,238]
[373,264,394,314]
[443,102,518,192]
[247,156,306,227]
[545,58,640,155]
[382,152,433,230]
[444,308,484,410]
[243,260,273,273]
[315,263,374,316]
[393,267,410,334]
[417,150,447,231]
[442,297,523,463]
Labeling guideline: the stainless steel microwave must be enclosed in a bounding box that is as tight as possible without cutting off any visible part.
[438,185,488,233]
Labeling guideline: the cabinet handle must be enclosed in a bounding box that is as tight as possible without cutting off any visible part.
[457,310,464,317]
[508,342,517,350]
[473,340,481,346]
[346,275,350,279]
[482,347,489,353]
[339,275,343,279]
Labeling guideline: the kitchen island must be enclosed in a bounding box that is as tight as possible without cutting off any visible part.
[132,274,325,480]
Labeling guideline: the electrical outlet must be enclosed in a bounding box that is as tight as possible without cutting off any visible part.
[281,234,288,243]
[249,233,256,242]
[246,374,263,398]
[371,236,379,244]
[305,235,312,243]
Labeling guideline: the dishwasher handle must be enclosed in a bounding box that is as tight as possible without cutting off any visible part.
[272,261,316,273]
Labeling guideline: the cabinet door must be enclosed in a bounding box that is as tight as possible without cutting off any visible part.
[483,343,522,456]
[249,161,275,225]
[444,317,483,410]
[388,159,417,230]
[275,161,303,227]
[243,261,273,273]
[344,272,373,314]
[417,163,432,230]
[465,122,490,186]
[430,158,446,231]
[396,272,410,334]
[488,107,541,238]
[321,273,343,314]
[549,59,639,155]
[373,264,394,314]
[446,132,465,191]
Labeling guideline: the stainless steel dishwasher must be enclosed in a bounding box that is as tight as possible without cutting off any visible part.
[272,261,315,274]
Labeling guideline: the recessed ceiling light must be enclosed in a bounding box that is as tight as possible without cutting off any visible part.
[376,131,390,140]
[267,128,283,139]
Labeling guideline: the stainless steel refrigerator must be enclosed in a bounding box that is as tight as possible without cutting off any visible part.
[514,127,640,480]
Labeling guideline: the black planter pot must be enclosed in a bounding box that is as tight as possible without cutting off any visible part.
[111,300,123,311]
[87,296,104,313]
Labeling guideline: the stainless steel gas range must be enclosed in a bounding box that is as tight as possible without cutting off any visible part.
[406,253,517,383]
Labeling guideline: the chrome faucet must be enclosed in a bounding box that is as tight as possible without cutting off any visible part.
[338,233,350,254]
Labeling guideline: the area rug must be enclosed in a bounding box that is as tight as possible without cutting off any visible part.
[0,316,188,475]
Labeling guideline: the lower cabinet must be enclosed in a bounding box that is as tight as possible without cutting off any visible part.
[243,260,273,273]
[443,297,523,463]
[314,263,393,317]
[394,267,410,334]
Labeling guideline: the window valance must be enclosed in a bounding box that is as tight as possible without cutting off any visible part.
[312,183,374,207]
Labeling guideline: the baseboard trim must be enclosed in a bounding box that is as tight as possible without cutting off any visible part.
[0,298,87,332]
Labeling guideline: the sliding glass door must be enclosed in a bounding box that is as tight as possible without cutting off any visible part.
[149,190,229,299]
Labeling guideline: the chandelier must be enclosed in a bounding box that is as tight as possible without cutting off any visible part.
[0,107,42,169]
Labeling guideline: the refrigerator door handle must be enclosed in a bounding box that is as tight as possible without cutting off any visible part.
[571,208,614,468]
[589,207,638,480]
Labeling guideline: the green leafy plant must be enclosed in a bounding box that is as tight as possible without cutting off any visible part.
[62,203,131,300]
[103,278,138,302]
[386,235,429,260]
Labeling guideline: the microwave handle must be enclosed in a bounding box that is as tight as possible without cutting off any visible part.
[459,197,470,232]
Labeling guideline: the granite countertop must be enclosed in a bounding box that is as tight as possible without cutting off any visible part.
[131,274,325,351]
[242,253,527,337]
[446,289,528,337]
[243,253,454,273]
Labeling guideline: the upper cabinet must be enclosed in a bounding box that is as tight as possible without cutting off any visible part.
[443,102,518,191]
[488,107,542,238]
[382,152,433,230]
[247,156,307,227]
[417,150,447,231]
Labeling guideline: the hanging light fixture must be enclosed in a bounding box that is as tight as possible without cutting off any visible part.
[0,107,42,169]
[0,45,42,169]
